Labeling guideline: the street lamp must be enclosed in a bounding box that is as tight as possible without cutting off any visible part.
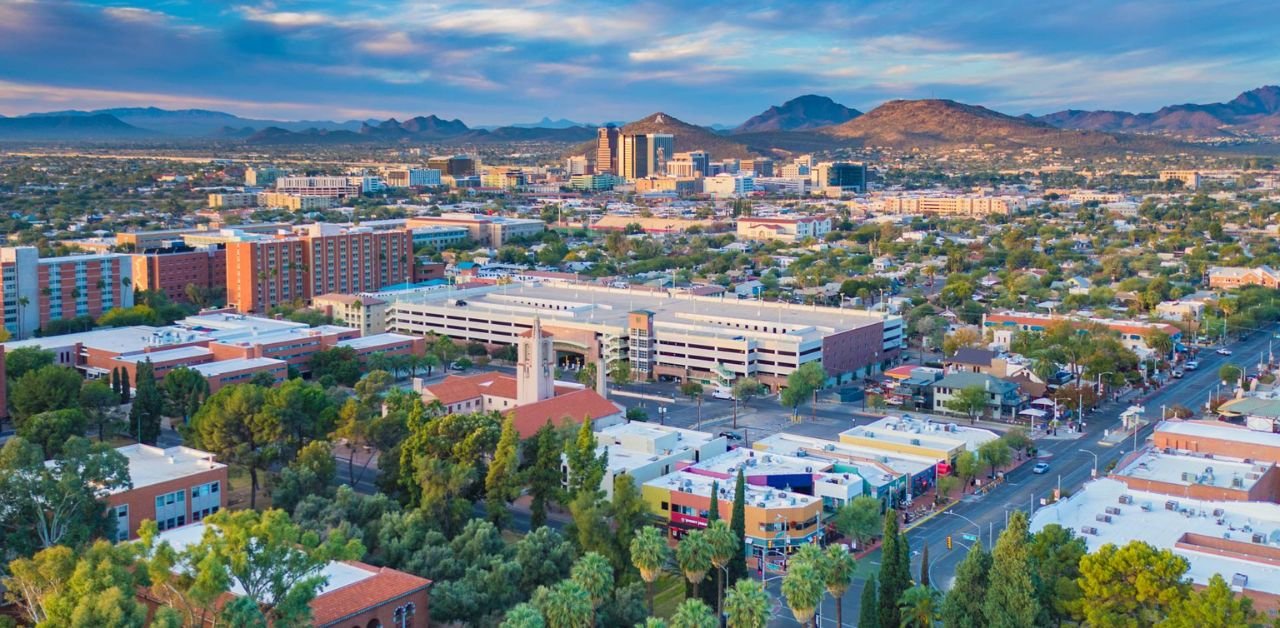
[1095,371,1115,401]
[944,511,983,548]
[1080,449,1099,478]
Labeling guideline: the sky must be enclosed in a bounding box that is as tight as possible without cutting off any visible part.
[0,0,1276,126]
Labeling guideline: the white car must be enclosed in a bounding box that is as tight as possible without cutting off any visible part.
[1217,348,1234,356]
[1185,361,1199,370]
[711,387,733,400]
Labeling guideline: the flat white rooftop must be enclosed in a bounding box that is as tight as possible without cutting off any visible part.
[1032,477,1280,597]
[695,447,829,477]
[113,346,213,364]
[2,325,206,355]
[753,433,936,480]
[177,313,308,337]
[192,357,284,377]
[1158,419,1280,449]
[113,444,223,492]
[843,415,999,453]
[645,470,821,509]
[1116,450,1265,490]
[335,332,417,351]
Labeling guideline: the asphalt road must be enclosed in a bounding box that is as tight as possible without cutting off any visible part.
[765,325,1280,627]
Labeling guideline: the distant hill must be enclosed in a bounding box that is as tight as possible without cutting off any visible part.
[568,112,761,160]
[819,99,1178,153]
[0,113,152,141]
[359,116,471,140]
[1033,86,1280,137]
[241,116,595,145]
[19,107,368,136]
[507,117,590,129]
[734,95,861,133]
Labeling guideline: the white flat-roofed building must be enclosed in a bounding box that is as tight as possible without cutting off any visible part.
[192,357,287,392]
[752,432,937,509]
[689,447,863,511]
[1032,477,1280,608]
[100,444,227,540]
[578,421,729,498]
[840,415,999,464]
[384,281,902,390]
[275,176,363,198]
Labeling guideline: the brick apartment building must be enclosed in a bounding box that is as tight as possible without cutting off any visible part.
[1,247,134,339]
[131,247,227,304]
[105,444,228,541]
[225,225,413,313]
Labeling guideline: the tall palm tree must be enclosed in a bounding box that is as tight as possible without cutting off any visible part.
[423,353,441,377]
[570,552,613,626]
[501,603,546,628]
[704,520,738,617]
[898,585,940,627]
[536,581,592,628]
[669,599,717,628]
[781,558,825,628]
[631,527,671,615]
[723,580,771,628]
[820,546,857,628]
[676,530,713,600]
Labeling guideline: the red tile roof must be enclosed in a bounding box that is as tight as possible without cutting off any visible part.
[310,561,431,627]
[508,389,623,438]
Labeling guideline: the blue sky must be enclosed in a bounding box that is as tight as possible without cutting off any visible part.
[0,0,1275,125]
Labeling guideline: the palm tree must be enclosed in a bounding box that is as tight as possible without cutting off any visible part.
[500,603,546,628]
[898,585,940,627]
[669,599,717,628]
[704,520,738,617]
[781,558,824,628]
[820,546,857,628]
[16,295,28,338]
[537,581,593,628]
[570,552,613,626]
[676,530,713,600]
[724,579,771,628]
[423,353,441,377]
[631,527,671,615]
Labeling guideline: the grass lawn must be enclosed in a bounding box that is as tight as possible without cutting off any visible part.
[652,574,687,618]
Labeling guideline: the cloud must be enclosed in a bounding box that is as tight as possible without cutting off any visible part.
[238,6,335,28]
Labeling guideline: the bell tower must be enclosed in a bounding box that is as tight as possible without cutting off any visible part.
[517,317,555,405]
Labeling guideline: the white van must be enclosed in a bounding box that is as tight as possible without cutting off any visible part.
[712,386,733,400]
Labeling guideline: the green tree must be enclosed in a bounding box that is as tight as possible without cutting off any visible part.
[945,385,989,423]
[565,417,607,499]
[631,526,670,615]
[879,507,912,628]
[983,511,1040,628]
[778,549,819,628]
[2,543,75,625]
[0,437,130,556]
[308,346,362,386]
[271,440,337,514]
[1219,363,1242,384]
[779,361,825,419]
[79,379,120,441]
[5,346,54,381]
[485,417,522,529]
[571,552,614,626]
[533,580,593,628]
[162,366,209,425]
[723,579,771,628]
[704,520,738,617]
[502,603,547,628]
[37,540,148,628]
[919,542,931,587]
[677,530,713,600]
[187,384,280,509]
[978,438,1013,477]
[898,585,940,628]
[129,360,164,444]
[729,468,748,583]
[1076,541,1190,626]
[834,495,882,548]
[17,409,87,458]
[119,368,130,403]
[955,451,981,493]
[941,544,991,628]
[1027,523,1086,626]
[670,599,717,628]
[528,423,564,529]
[10,364,82,425]
[178,509,363,627]
[820,545,856,628]
[1158,573,1257,628]
[859,575,879,628]
[731,377,765,427]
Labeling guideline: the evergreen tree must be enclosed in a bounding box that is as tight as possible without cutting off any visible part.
[919,543,930,588]
[120,368,131,403]
[702,479,723,609]
[1027,523,1086,626]
[982,511,1040,628]
[859,575,879,628]
[729,468,748,583]
[941,544,991,628]
[528,423,563,529]
[110,367,121,398]
[878,509,907,628]
[484,417,521,529]
[129,360,163,444]
[708,480,720,521]
[565,416,606,498]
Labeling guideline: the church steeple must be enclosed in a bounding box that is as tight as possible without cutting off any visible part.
[517,316,555,405]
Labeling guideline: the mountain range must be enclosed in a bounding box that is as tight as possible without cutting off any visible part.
[4,86,1280,153]
[1030,86,1280,137]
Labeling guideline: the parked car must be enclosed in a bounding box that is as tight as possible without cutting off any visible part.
[1185,360,1199,370]
[1171,369,1184,378]
[718,431,743,441]
[1217,348,1234,356]
[1032,462,1050,474]
[711,386,733,400]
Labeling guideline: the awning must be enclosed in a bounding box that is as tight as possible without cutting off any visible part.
[1030,397,1056,408]
[1018,408,1048,418]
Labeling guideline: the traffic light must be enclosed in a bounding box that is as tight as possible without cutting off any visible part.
[946,535,953,550]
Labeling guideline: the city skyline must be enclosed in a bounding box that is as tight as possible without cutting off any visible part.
[0,0,1277,125]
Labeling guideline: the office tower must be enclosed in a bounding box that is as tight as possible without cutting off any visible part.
[647,134,674,175]
[812,162,867,193]
[595,125,620,174]
[620,133,650,180]
[565,155,590,176]
[427,155,477,177]
[245,167,282,187]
